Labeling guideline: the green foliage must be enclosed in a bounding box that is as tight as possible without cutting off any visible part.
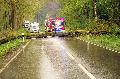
[58,0,120,32]
[0,0,49,30]
[0,38,23,57]
[80,35,120,52]
[0,27,29,57]
[18,27,30,36]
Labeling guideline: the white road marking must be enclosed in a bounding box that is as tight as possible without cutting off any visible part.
[78,64,96,79]
[66,51,96,79]
[47,36,52,38]
[31,38,36,39]
[0,49,22,73]
[112,50,114,52]
[76,38,120,54]
[0,40,31,74]
[115,51,118,53]
[66,52,75,60]
[97,45,99,46]
[106,47,108,49]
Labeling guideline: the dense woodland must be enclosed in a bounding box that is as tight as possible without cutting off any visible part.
[0,0,120,35]
[0,0,51,38]
[0,0,49,38]
[58,0,120,34]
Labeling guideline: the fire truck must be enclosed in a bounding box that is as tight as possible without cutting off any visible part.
[44,18,55,32]
[54,18,65,33]
[45,17,65,33]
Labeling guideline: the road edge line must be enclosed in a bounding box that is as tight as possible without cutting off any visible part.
[66,52,75,60]
[75,37,120,54]
[65,48,96,79]
[78,64,96,79]
[0,40,31,74]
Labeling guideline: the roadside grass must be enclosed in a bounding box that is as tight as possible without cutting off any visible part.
[0,38,25,57]
[80,35,120,52]
[18,27,30,36]
[0,27,30,57]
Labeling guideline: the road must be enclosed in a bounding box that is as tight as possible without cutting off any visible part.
[0,37,120,79]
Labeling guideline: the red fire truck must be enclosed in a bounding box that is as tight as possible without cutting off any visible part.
[54,18,65,33]
[45,17,65,32]
[44,18,55,32]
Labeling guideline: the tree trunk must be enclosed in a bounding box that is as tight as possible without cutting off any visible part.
[11,3,15,29]
[3,11,8,29]
[10,0,17,29]
[93,0,97,21]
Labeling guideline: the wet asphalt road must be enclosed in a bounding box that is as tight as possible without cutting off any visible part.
[0,37,120,79]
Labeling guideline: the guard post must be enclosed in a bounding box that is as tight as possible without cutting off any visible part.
[22,33,25,43]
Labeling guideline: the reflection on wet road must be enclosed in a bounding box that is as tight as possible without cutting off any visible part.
[63,37,120,79]
[0,37,120,79]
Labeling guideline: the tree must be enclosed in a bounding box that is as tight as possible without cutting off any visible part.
[93,0,97,21]
[0,0,50,30]
[58,0,119,32]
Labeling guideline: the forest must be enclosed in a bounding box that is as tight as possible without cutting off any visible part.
[0,0,119,34]
[58,0,120,34]
[0,0,49,38]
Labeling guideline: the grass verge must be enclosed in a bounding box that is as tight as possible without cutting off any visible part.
[80,35,120,52]
[0,38,28,57]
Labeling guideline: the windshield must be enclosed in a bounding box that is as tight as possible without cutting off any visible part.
[31,26,37,29]
[55,21,64,27]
